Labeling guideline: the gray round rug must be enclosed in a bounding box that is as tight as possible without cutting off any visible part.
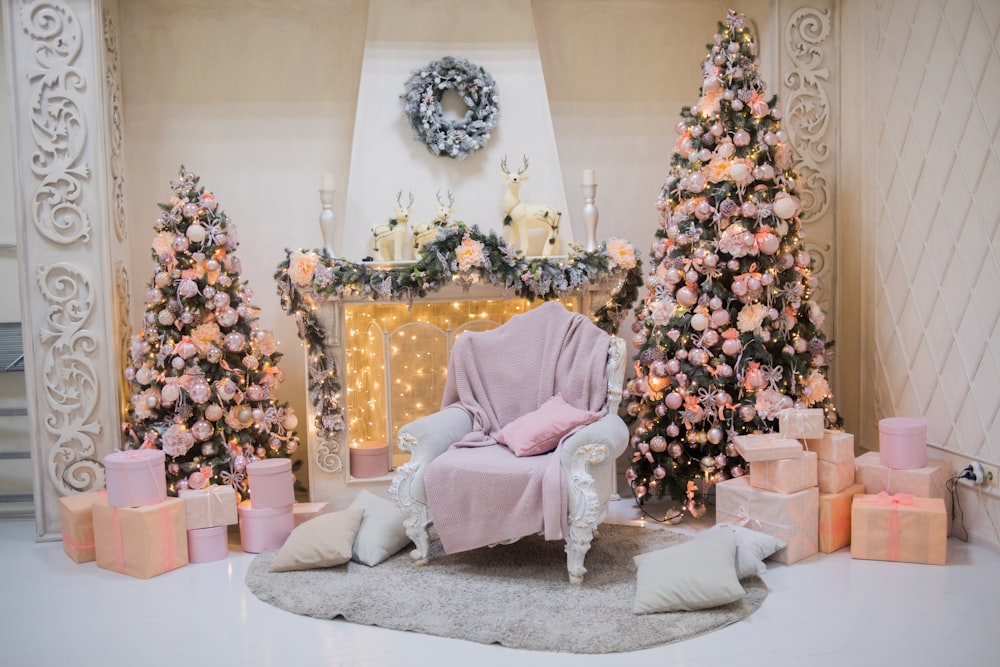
[245,523,767,653]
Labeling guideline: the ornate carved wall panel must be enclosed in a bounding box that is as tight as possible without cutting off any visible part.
[774,3,838,344]
[4,0,129,539]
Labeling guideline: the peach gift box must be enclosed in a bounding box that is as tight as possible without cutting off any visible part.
[732,433,803,462]
[851,493,946,565]
[854,451,952,535]
[92,496,188,578]
[777,408,825,440]
[57,490,106,563]
[749,451,818,494]
[818,482,865,553]
[178,484,238,530]
[715,475,818,564]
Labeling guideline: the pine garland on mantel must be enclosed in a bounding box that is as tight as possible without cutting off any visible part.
[274,222,643,449]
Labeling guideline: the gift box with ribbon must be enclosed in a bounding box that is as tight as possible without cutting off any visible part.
[750,451,818,494]
[851,492,946,565]
[777,408,825,440]
[57,490,106,563]
[178,484,238,530]
[715,475,819,564]
[818,482,865,553]
[854,451,951,534]
[732,433,803,462]
[92,495,188,578]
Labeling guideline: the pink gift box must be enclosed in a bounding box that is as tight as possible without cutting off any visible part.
[103,449,166,508]
[851,493,947,565]
[57,490,106,563]
[750,451,818,494]
[715,476,819,564]
[854,451,951,535]
[817,457,856,494]
[187,526,229,563]
[293,501,332,527]
[878,417,927,469]
[732,433,803,462]
[246,458,295,510]
[238,500,294,553]
[777,408,825,440]
[93,496,188,578]
[805,430,855,463]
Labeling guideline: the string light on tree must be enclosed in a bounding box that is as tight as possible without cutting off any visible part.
[623,10,841,519]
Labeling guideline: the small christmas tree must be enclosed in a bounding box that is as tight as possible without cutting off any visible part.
[123,167,300,498]
[623,10,840,517]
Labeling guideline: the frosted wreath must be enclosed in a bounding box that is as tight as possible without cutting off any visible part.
[401,56,499,160]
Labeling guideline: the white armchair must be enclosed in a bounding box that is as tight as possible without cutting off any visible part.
[389,303,628,585]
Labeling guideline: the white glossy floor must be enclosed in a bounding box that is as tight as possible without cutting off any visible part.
[2,499,999,667]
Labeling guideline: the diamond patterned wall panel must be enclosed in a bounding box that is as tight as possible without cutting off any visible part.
[871,0,1000,463]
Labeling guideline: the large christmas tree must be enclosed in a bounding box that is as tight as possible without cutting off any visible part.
[123,167,299,498]
[623,10,840,517]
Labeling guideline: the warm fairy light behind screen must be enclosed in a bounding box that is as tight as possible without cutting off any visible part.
[344,298,577,468]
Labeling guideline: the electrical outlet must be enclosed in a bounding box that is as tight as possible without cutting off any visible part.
[982,463,999,487]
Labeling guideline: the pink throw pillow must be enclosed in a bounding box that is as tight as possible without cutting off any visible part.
[496,394,602,457]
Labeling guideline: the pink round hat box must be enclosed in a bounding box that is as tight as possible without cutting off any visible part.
[878,417,928,470]
[187,525,229,563]
[238,501,294,553]
[104,449,167,508]
[246,458,295,510]
[350,440,389,479]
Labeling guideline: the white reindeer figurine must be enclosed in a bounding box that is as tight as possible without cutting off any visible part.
[372,190,414,261]
[412,189,455,252]
[500,155,562,257]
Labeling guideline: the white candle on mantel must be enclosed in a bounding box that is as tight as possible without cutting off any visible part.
[321,172,336,191]
[582,168,596,186]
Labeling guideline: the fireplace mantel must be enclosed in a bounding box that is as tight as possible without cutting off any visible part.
[275,242,639,507]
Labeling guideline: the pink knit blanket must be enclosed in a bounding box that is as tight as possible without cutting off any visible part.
[424,302,609,554]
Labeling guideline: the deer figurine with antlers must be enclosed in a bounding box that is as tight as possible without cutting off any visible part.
[372,190,414,261]
[500,155,562,257]
[412,189,455,253]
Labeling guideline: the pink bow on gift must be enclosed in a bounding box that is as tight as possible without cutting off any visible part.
[870,491,916,507]
[864,492,917,561]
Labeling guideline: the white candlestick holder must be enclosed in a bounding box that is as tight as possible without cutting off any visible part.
[581,182,599,252]
[319,187,336,256]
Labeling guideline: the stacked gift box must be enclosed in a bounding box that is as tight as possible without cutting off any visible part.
[92,449,189,578]
[179,484,238,563]
[238,458,296,553]
[715,408,827,565]
[850,417,948,565]
[805,429,865,553]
